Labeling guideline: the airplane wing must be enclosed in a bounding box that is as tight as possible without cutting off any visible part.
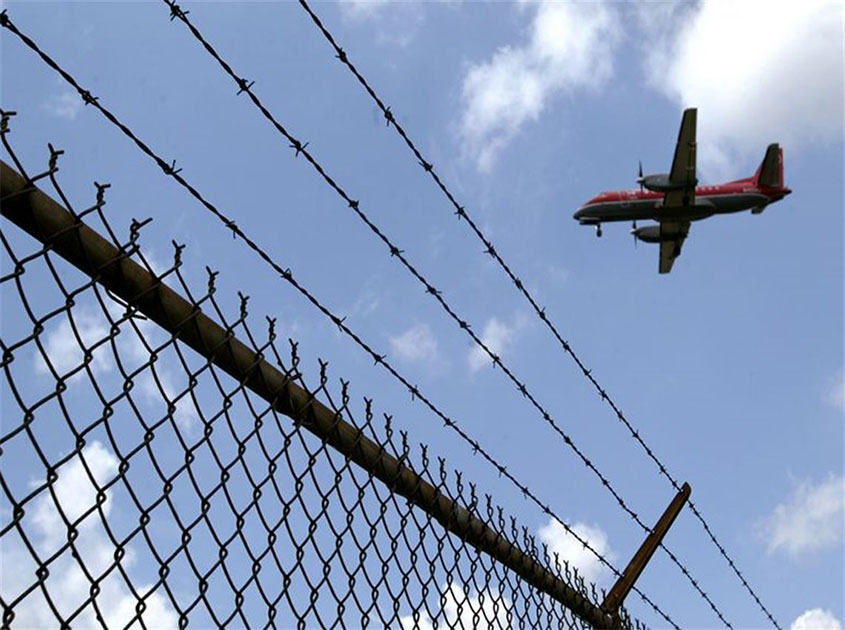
[658,221,690,274]
[663,108,697,209]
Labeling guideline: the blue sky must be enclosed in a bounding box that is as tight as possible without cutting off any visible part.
[1,1,843,628]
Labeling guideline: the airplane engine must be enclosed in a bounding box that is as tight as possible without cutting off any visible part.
[637,173,690,193]
[632,226,675,243]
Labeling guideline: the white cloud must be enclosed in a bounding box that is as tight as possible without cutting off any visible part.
[339,0,429,49]
[639,1,844,177]
[399,582,510,630]
[537,519,613,584]
[460,2,620,171]
[30,441,118,548]
[791,608,843,630]
[340,0,393,21]
[468,316,526,374]
[136,367,199,431]
[389,323,439,363]
[546,264,571,287]
[762,474,844,556]
[824,369,845,412]
[43,91,82,121]
[132,247,170,277]
[35,304,198,429]
[4,441,177,628]
[350,287,381,320]
[35,310,112,378]
[340,0,459,24]
[124,319,199,430]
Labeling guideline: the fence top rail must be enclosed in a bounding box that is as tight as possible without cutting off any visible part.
[0,144,646,629]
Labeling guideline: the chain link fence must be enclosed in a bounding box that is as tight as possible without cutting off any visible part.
[0,120,644,629]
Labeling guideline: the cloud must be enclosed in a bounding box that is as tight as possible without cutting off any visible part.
[399,582,510,630]
[546,264,571,287]
[639,1,844,177]
[350,287,381,320]
[136,367,199,430]
[30,441,119,547]
[824,369,845,412]
[43,91,82,121]
[35,310,112,378]
[340,0,459,24]
[468,316,526,374]
[537,519,613,584]
[791,608,843,630]
[460,2,620,171]
[34,305,198,429]
[340,0,393,21]
[132,247,170,277]
[761,474,844,556]
[339,0,429,48]
[4,441,177,628]
[389,323,439,363]
[123,319,199,430]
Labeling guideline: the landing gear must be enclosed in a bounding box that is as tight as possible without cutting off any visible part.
[595,224,603,238]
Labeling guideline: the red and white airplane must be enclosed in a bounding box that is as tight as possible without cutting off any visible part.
[573,108,791,273]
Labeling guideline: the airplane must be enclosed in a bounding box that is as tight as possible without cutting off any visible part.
[572,108,791,273]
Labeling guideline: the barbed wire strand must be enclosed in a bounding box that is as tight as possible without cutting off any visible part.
[294,3,782,628]
[7,4,724,623]
[154,3,733,625]
[0,20,681,628]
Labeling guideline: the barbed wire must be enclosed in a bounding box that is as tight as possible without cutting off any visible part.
[6,5,723,624]
[0,16,682,627]
[153,3,734,625]
[293,2,783,628]
[0,125,648,629]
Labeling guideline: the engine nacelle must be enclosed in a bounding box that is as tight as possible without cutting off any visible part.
[637,173,690,193]
[632,226,676,243]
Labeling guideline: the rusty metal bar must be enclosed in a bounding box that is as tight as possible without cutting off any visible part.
[602,483,691,626]
[1,160,617,629]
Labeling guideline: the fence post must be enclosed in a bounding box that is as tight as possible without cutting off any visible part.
[601,483,691,627]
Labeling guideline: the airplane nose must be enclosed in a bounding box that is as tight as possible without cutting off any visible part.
[573,207,585,220]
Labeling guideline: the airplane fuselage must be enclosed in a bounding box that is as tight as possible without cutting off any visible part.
[574,107,790,272]
[574,180,790,225]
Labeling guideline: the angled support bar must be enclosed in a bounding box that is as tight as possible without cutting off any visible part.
[601,482,691,627]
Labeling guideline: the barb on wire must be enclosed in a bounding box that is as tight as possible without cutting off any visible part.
[295,1,782,627]
[156,2,731,623]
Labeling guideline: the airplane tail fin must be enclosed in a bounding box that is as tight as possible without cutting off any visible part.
[751,143,789,214]
[752,143,784,189]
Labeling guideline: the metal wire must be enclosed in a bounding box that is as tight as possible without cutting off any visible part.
[292,3,782,628]
[0,122,655,629]
[0,14,685,627]
[153,3,733,626]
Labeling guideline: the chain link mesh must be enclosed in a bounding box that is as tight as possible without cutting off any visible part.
[1,121,647,629]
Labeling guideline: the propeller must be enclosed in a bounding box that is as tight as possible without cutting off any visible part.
[637,161,644,192]
[631,220,638,248]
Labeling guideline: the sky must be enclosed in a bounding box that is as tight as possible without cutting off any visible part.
[1,1,843,628]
